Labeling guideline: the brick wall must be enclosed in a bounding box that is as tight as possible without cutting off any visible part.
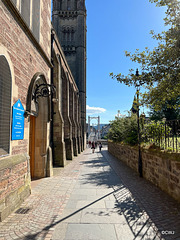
[0,154,31,221]
[0,0,51,156]
[108,141,180,203]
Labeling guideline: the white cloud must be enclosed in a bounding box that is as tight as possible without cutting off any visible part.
[86,105,106,115]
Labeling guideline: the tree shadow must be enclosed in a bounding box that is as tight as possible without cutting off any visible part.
[20,188,122,239]
[21,149,180,240]
[21,188,160,240]
[101,150,180,240]
[78,156,161,239]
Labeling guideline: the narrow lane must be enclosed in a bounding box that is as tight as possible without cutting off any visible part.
[53,147,180,240]
[0,147,179,240]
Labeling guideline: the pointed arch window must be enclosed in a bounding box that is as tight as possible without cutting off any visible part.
[0,56,12,157]
[20,0,40,41]
[21,0,31,27]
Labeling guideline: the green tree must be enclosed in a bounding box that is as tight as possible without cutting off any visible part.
[149,97,180,121]
[108,117,124,142]
[108,114,138,145]
[110,0,180,111]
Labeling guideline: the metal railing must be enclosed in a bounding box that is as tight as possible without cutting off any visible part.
[141,119,180,153]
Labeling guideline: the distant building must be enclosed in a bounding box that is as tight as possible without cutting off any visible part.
[101,124,110,138]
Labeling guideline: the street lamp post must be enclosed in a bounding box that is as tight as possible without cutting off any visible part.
[136,69,143,178]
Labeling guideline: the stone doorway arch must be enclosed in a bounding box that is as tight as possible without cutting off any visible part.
[26,73,51,179]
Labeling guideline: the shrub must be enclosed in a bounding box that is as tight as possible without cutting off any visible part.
[108,114,138,145]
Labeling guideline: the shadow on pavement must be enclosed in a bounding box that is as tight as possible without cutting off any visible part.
[22,149,180,240]
[21,187,124,239]
[78,151,162,239]
[82,149,180,240]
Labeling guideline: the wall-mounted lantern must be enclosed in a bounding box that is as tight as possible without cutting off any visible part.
[32,83,56,103]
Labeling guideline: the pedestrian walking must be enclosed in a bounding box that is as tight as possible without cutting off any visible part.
[91,141,95,153]
[99,142,102,151]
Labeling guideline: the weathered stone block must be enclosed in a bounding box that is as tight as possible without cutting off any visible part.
[6,191,19,208]
[54,142,66,167]
[0,206,11,222]
[19,185,31,201]
[73,137,78,156]
[0,199,6,212]
[65,138,73,160]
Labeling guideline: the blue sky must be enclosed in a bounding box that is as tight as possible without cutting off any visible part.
[86,0,167,124]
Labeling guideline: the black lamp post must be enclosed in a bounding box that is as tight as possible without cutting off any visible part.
[136,69,143,178]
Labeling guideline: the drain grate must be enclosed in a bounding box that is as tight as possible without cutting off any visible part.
[15,207,31,214]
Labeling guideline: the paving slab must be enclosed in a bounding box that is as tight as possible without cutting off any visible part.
[64,223,117,240]
[56,209,82,223]
[76,200,106,209]
[68,194,87,200]
[71,189,97,196]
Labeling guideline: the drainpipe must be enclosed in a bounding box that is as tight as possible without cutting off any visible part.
[50,30,55,164]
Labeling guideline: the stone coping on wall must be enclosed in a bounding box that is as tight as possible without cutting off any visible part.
[108,141,180,162]
[0,153,30,170]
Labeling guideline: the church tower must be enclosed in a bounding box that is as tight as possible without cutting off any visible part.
[52,0,87,149]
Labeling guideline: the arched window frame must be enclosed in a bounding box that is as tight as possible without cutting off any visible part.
[25,72,50,121]
[0,55,12,157]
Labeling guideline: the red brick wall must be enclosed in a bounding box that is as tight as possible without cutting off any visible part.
[0,162,26,202]
[0,0,51,156]
[0,154,31,221]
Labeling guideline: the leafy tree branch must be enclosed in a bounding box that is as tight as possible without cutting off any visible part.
[110,0,180,111]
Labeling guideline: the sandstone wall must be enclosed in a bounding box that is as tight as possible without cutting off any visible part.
[108,141,180,203]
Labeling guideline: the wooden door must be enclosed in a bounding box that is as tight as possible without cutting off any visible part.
[29,115,35,179]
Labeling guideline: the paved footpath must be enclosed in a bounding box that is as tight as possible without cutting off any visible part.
[0,148,180,240]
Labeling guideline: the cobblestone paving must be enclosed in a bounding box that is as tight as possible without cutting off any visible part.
[0,154,84,240]
[0,148,179,240]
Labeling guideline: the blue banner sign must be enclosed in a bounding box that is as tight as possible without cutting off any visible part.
[12,99,25,140]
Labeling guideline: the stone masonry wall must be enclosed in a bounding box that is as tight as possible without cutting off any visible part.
[0,154,31,221]
[108,141,180,203]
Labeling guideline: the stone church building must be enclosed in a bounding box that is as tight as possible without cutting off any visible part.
[52,0,87,151]
[0,0,86,221]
